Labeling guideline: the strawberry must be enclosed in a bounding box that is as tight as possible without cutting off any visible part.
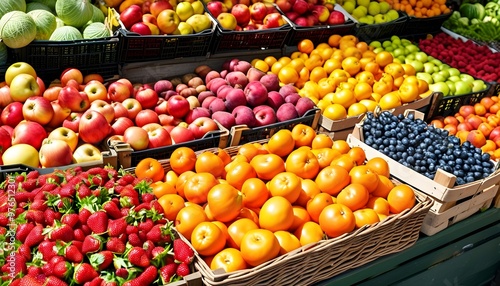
[122,265,158,286]
[44,221,74,242]
[103,201,122,219]
[127,233,143,247]
[107,217,127,237]
[125,224,138,235]
[15,191,34,203]
[38,240,57,261]
[44,209,61,226]
[57,183,76,198]
[142,240,155,259]
[19,275,44,286]
[73,263,99,284]
[115,267,129,279]
[138,218,153,232]
[89,250,113,271]
[60,242,84,263]
[77,184,92,199]
[173,239,194,264]
[149,200,164,214]
[25,224,44,248]
[27,265,43,277]
[0,213,8,226]
[1,253,26,276]
[81,224,92,236]
[106,237,126,254]
[141,193,155,203]
[176,261,191,277]
[16,222,35,243]
[30,199,47,211]
[146,223,172,245]
[26,210,45,224]
[44,276,69,286]
[87,211,108,234]
[17,243,32,261]
[38,173,62,186]
[127,246,150,268]
[121,174,135,184]
[61,213,79,228]
[53,261,73,280]
[20,178,38,192]
[88,167,108,177]
[74,228,86,241]
[159,263,178,284]
[82,234,104,255]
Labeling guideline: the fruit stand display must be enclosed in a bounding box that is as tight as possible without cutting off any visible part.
[1,0,500,284]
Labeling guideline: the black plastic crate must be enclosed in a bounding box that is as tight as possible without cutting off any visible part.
[426,82,492,119]
[354,12,408,42]
[118,28,214,63]
[8,35,121,83]
[229,108,321,146]
[401,11,453,38]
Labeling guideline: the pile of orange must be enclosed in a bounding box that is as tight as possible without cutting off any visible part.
[251,35,431,122]
[381,0,451,17]
[137,124,417,273]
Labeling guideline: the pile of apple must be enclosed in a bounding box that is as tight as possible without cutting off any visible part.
[200,58,317,129]
[371,36,490,97]
[118,0,213,35]
[277,0,347,26]
[429,96,500,160]
[205,0,287,31]
[340,0,401,24]
[0,62,224,169]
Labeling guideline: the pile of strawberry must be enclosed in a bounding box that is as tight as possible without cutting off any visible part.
[0,166,195,286]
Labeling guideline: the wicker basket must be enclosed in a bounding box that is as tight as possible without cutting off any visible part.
[124,141,433,286]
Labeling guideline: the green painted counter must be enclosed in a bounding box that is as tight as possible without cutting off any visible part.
[316,207,500,286]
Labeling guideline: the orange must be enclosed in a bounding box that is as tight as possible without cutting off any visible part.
[296,179,322,207]
[290,205,312,232]
[225,161,257,190]
[152,181,176,198]
[353,208,380,228]
[267,129,295,157]
[135,158,165,182]
[227,218,259,249]
[306,192,334,223]
[366,196,390,216]
[157,193,185,221]
[291,124,316,148]
[341,56,361,76]
[207,184,243,222]
[211,248,247,272]
[240,229,280,267]
[371,175,395,198]
[387,184,416,213]
[315,165,351,196]
[259,196,294,232]
[237,143,261,161]
[191,221,226,256]
[349,165,380,193]
[311,133,334,149]
[332,139,351,154]
[330,154,357,172]
[293,221,325,246]
[311,148,341,169]
[183,172,219,204]
[365,157,390,177]
[268,172,302,204]
[298,39,314,54]
[274,230,302,255]
[285,148,321,180]
[250,153,286,181]
[241,177,269,208]
[375,51,394,68]
[175,205,208,239]
[170,147,197,174]
[336,183,370,211]
[318,203,356,238]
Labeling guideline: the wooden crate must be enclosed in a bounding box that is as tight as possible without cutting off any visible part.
[420,183,499,236]
[347,109,500,235]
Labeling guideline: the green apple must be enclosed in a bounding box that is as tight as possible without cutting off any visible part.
[379,1,391,13]
[343,2,356,13]
[454,81,473,95]
[471,79,487,92]
[401,39,412,46]
[437,69,450,79]
[405,44,419,53]
[357,0,370,8]
[368,2,380,16]
[448,75,461,82]
[429,82,450,96]
[393,48,405,57]
[369,41,381,48]
[459,74,475,83]
[382,40,392,48]
[439,64,450,71]
[391,35,401,44]
[406,53,415,61]
[373,47,384,53]
[432,72,447,83]
[176,2,194,22]
[358,15,374,24]
[177,22,193,35]
[448,68,460,77]
[186,14,212,33]
[430,59,442,66]
[423,62,436,74]
[446,81,456,95]
[374,14,386,23]
[386,9,399,21]
[352,6,367,19]
[384,45,394,52]
[410,60,424,72]
[416,72,433,84]
[414,52,428,63]
[397,55,405,63]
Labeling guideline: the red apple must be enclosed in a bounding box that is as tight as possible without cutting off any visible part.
[62,112,83,133]
[187,116,219,139]
[167,95,190,119]
[327,10,345,25]
[134,87,159,109]
[263,12,285,28]
[73,143,103,163]
[169,124,195,144]
[150,0,173,17]
[78,110,112,144]
[185,107,211,124]
[83,73,104,84]
[154,98,169,115]
[120,4,143,29]
[130,22,152,35]
[276,0,293,12]
[22,96,54,126]
[122,98,143,120]
[158,114,181,126]
[0,127,12,155]
[110,117,135,136]
[253,105,277,127]
[135,109,160,127]
[107,81,131,102]
[112,102,129,118]
[39,138,73,168]
[123,126,149,150]
[244,81,268,107]
[48,127,78,152]
[90,99,115,123]
[58,86,91,112]
[12,121,47,150]
[60,68,83,86]
[0,85,12,108]
[84,80,108,102]
[1,102,24,127]
[46,101,71,129]
[232,4,251,27]
[459,105,475,118]
[292,0,309,14]
[206,1,224,18]
[142,122,172,148]
[249,2,268,21]
[43,86,62,102]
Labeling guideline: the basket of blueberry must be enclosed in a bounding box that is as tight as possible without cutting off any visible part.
[347,109,500,204]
